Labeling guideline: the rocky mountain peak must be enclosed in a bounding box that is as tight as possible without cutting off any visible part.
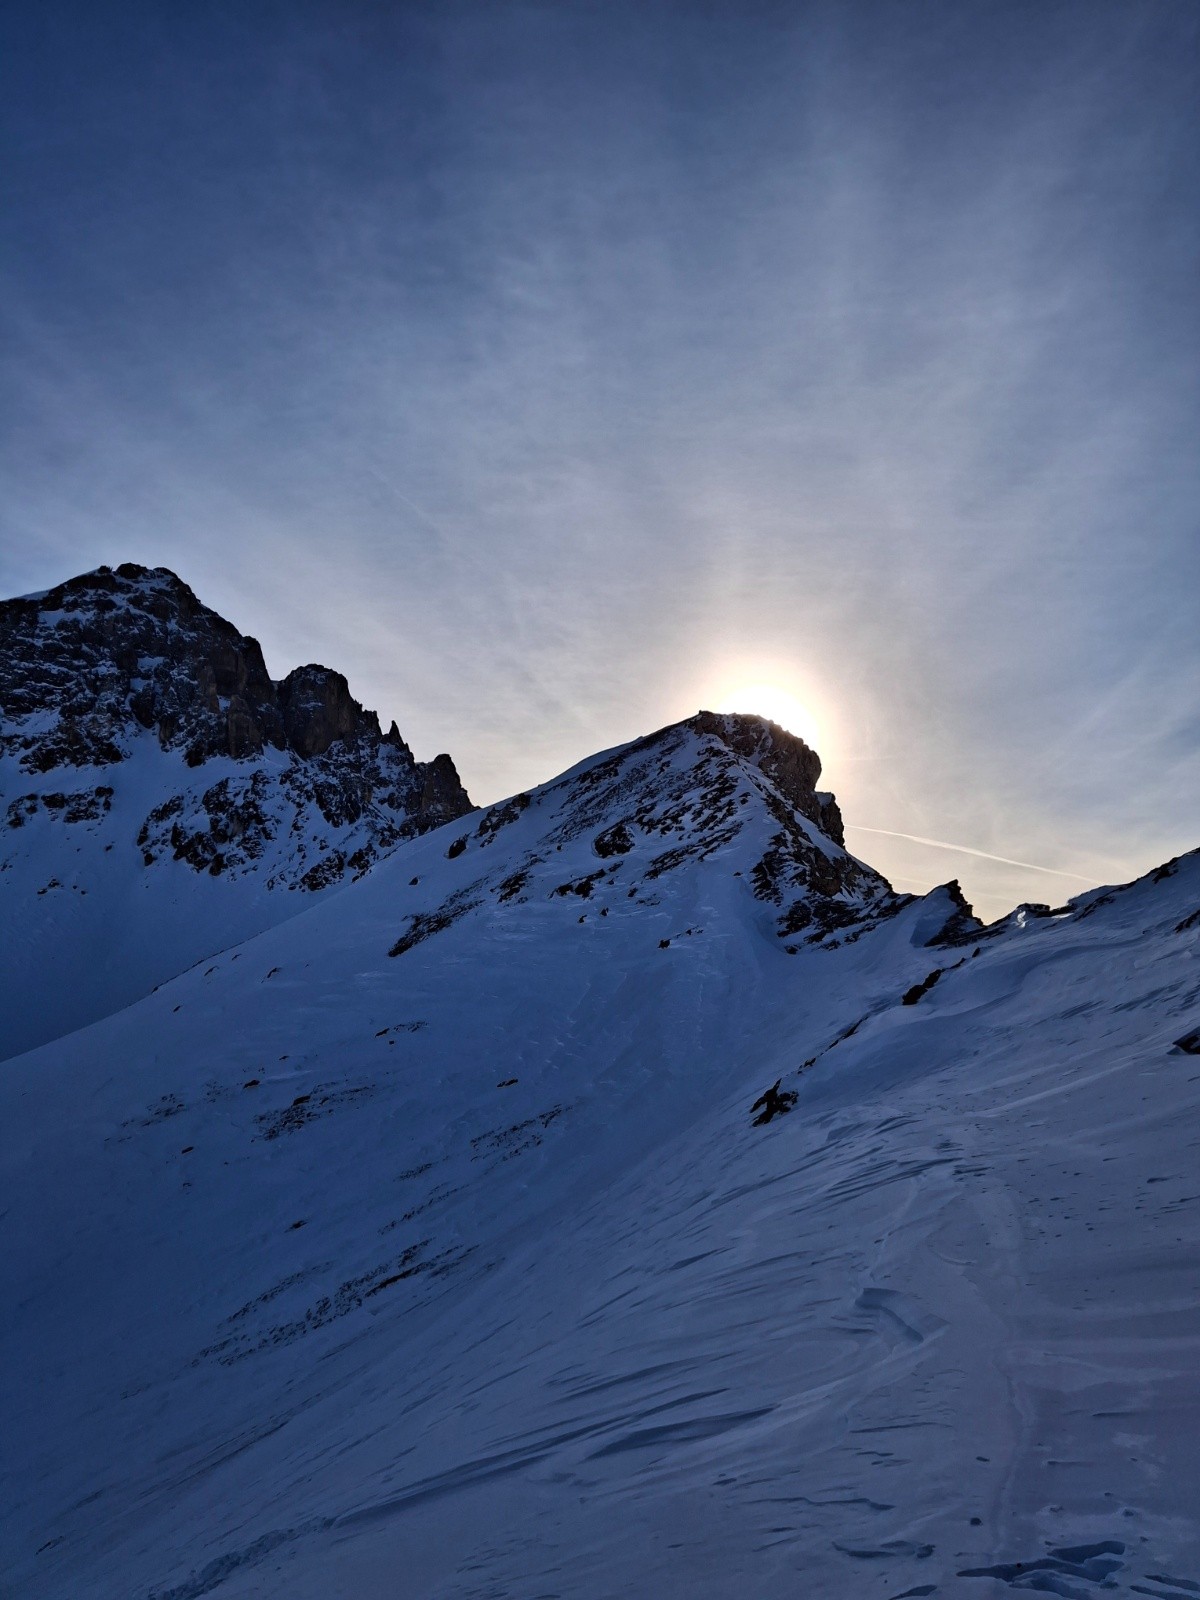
[1,564,477,1057]
[429,708,896,957]
[0,562,442,777]
[687,710,845,845]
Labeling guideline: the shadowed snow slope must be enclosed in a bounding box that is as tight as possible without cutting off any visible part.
[1,713,1198,1599]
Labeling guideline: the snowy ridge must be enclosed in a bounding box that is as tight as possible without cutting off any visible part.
[1,679,1198,1596]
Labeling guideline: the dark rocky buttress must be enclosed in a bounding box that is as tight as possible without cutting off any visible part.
[0,563,473,887]
[688,710,846,845]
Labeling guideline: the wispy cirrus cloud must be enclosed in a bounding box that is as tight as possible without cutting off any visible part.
[1,1,1196,922]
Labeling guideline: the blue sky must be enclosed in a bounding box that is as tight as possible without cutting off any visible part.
[2,0,1197,919]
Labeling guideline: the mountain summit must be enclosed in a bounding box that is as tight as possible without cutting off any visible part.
[1,561,470,797]
[0,563,473,1057]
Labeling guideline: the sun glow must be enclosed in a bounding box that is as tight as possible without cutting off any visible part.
[715,684,822,752]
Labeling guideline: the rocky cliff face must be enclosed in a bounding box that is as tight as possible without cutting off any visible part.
[0,563,475,1059]
[0,563,473,889]
[688,710,846,845]
[2,564,457,780]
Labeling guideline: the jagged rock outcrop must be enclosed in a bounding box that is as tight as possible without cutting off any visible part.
[679,711,888,939]
[0,563,473,890]
[688,710,845,845]
[922,878,985,946]
[3,565,276,770]
[277,665,378,758]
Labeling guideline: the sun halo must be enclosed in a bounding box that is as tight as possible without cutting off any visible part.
[715,684,822,752]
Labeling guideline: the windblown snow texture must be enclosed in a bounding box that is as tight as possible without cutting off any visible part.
[2,576,1198,1598]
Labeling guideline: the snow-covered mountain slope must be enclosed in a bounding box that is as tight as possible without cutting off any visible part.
[0,564,472,1061]
[2,702,1198,1598]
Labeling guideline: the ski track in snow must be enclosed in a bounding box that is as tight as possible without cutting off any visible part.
[1,723,1198,1599]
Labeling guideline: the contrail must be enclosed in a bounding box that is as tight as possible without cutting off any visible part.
[365,467,455,549]
[844,825,1096,883]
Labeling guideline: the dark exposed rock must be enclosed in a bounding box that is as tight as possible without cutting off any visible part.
[750,1079,798,1125]
[902,969,943,1005]
[553,874,602,899]
[923,879,985,947]
[778,899,814,935]
[225,696,265,760]
[814,792,846,848]
[749,782,880,927]
[2,565,277,769]
[496,869,530,902]
[388,896,480,958]
[593,820,634,857]
[419,755,473,826]
[689,710,842,842]
[0,565,464,776]
[5,785,114,829]
[683,713,885,940]
[477,791,532,843]
[1,563,474,892]
[278,665,376,757]
[299,851,347,892]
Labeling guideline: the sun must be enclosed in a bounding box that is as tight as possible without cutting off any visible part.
[716,684,822,751]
